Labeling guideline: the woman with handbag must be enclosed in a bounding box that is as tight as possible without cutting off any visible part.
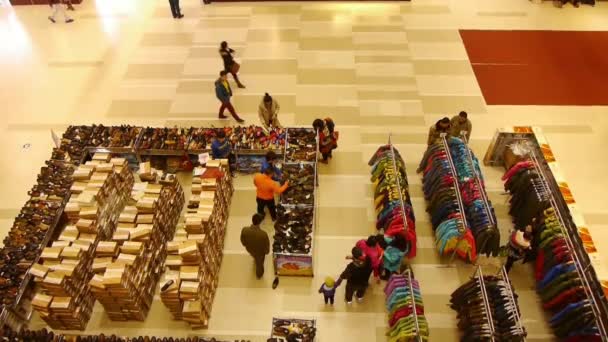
[312,118,339,164]
[219,41,245,88]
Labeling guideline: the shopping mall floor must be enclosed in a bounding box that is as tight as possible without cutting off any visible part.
[2,0,608,341]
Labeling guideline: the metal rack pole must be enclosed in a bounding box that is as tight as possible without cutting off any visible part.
[498,266,526,338]
[528,149,608,341]
[476,266,496,342]
[404,269,422,342]
[388,133,410,235]
[461,135,496,228]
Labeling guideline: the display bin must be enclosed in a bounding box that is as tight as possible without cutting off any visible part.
[270,317,317,341]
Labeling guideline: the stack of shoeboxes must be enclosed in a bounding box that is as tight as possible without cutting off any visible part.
[160,160,233,328]
[89,177,184,321]
[30,154,133,330]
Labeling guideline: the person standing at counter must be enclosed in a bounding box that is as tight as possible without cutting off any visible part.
[211,130,235,174]
[253,168,289,222]
[258,93,281,130]
[450,111,472,142]
[260,151,282,182]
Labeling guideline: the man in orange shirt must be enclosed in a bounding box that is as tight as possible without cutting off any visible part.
[254,168,289,221]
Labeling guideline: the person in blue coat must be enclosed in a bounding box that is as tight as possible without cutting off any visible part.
[211,130,235,174]
[260,151,282,181]
[215,70,244,123]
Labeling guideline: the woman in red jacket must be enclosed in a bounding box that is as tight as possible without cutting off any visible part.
[312,118,338,164]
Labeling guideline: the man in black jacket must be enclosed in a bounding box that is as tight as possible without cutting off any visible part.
[336,247,373,304]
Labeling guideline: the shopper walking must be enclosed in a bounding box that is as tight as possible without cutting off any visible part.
[426,117,451,146]
[48,0,74,23]
[260,151,282,182]
[318,277,339,305]
[355,236,383,282]
[219,41,245,88]
[215,71,245,123]
[258,93,281,130]
[312,118,339,164]
[240,214,270,279]
[450,111,472,141]
[253,168,289,221]
[336,247,373,304]
[168,0,184,18]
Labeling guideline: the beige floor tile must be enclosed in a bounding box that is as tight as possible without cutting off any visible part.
[538,125,594,134]
[409,42,469,60]
[227,74,297,94]
[301,9,348,21]
[477,11,528,17]
[249,14,301,28]
[106,99,172,117]
[193,29,249,44]
[401,4,452,14]
[353,43,410,51]
[242,42,299,59]
[297,68,356,85]
[124,64,184,79]
[131,47,191,64]
[197,17,250,29]
[241,59,297,75]
[416,75,482,95]
[355,55,412,64]
[144,18,201,33]
[356,62,414,77]
[353,32,408,45]
[182,57,223,77]
[406,29,462,42]
[359,90,419,101]
[114,84,177,100]
[176,80,214,94]
[317,207,375,236]
[294,105,360,126]
[297,51,356,69]
[251,5,302,15]
[353,14,403,24]
[189,46,226,58]
[352,25,406,33]
[413,59,473,75]
[359,115,426,127]
[247,28,300,42]
[299,21,353,37]
[299,37,354,51]
[296,85,358,106]
[140,33,194,46]
[356,75,417,87]
[420,95,487,115]
[317,151,367,175]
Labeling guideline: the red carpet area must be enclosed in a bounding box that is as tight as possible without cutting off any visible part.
[459,30,608,106]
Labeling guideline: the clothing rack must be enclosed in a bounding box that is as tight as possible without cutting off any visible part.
[497,266,526,338]
[528,147,608,341]
[388,133,410,235]
[440,135,468,261]
[405,268,422,342]
[461,135,496,229]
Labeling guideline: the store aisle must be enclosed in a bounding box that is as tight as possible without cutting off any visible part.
[5,0,608,341]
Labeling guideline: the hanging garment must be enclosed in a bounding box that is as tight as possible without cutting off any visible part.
[451,273,526,341]
[384,272,430,342]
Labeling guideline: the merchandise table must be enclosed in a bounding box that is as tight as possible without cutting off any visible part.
[485,126,608,340]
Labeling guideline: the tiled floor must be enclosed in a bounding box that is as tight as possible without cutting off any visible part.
[3,0,608,341]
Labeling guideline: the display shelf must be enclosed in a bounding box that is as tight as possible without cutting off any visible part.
[270,317,317,341]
